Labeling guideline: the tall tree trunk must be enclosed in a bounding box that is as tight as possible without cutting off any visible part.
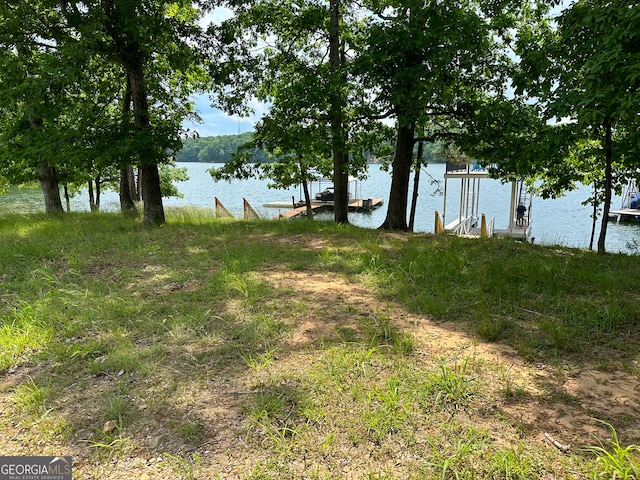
[120,166,138,213]
[127,66,165,225]
[299,155,314,219]
[88,180,97,211]
[380,123,415,230]
[95,176,101,211]
[589,182,597,251]
[597,118,613,253]
[37,161,64,213]
[329,0,349,224]
[408,139,424,231]
[119,75,138,214]
[135,167,142,201]
[63,185,71,212]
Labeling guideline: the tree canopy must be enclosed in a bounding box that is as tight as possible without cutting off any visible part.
[0,0,638,244]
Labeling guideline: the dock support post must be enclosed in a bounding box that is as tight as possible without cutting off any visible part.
[435,211,444,233]
[480,213,487,237]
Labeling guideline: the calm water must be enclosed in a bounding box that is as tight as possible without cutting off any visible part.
[2,162,639,254]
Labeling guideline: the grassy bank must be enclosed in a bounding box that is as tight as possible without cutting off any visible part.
[0,210,639,479]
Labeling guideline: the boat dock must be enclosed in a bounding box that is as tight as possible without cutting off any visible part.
[440,161,532,240]
[609,208,640,222]
[609,179,640,222]
[276,198,384,220]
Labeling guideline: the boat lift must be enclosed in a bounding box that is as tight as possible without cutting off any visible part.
[438,161,531,240]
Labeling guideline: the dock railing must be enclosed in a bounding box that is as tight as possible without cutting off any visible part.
[485,216,495,237]
[452,216,475,235]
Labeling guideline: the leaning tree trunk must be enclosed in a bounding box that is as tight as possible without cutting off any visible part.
[298,155,314,219]
[127,65,165,225]
[37,161,64,213]
[329,0,349,224]
[597,117,613,254]
[408,139,424,231]
[380,123,415,230]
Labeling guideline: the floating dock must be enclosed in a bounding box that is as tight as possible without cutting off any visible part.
[609,208,640,222]
[276,198,384,220]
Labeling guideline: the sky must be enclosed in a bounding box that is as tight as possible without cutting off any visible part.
[183,7,265,138]
[183,94,266,138]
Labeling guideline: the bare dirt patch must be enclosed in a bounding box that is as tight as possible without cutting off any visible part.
[261,269,640,448]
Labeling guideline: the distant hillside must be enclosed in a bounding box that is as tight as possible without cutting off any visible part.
[174,132,270,163]
[174,132,446,164]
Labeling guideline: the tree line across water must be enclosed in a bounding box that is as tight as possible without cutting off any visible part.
[0,0,638,252]
[175,133,445,164]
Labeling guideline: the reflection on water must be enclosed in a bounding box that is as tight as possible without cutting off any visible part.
[2,162,639,254]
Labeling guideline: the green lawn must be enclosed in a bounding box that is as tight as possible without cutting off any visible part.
[0,210,638,479]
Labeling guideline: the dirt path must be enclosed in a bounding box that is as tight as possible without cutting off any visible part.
[263,269,640,448]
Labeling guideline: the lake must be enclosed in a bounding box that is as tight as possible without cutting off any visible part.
[2,162,639,254]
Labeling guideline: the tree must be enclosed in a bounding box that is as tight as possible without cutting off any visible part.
[514,0,640,253]
[0,0,205,223]
[0,1,68,212]
[356,0,519,230]
[209,0,386,220]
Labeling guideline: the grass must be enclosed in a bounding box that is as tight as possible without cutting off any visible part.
[0,210,639,478]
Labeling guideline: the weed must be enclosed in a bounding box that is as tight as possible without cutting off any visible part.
[476,316,515,342]
[87,428,133,461]
[179,421,205,444]
[424,427,486,478]
[364,377,410,442]
[584,420,639,479]
[241,347,276,370]
[489,446,541,479]
[160,452,203,480]
[98,390,132,427]
[243,382,306,444]
[360,308,415,355]
[539,319,578,353]
[500,364,529,400]
[12,377,51,417]
[425,358,475,410]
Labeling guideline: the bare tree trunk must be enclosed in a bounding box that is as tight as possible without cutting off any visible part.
[63,185,71,213]
[589,182,597,251]
[597,118,613,254]
[120,166,138,214]
[37,161,64,213]
[329,0,349,224]
[127,66,164,225]
[408,139,424,231]
[95,176,101,211]
[299,155,314,219]
[136,167,142,201]
[119,75,138,215]
[88,180,97,211]
[380,124,415,230]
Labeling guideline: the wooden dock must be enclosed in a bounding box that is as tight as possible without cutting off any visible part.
[609,208,640,222]
[279,198,384,220]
